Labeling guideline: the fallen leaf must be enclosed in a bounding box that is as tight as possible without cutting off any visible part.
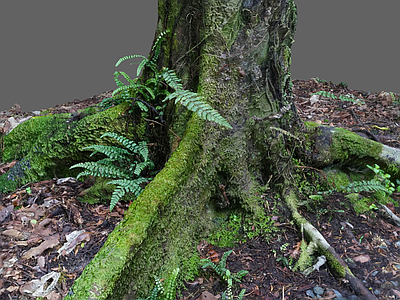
[22,236,59,259]
[196,291,219,300]
[1,229,22,239]
[391,289,400,297]
[322,290,336,299]
[385,203,395,213]
[353,255,370,263]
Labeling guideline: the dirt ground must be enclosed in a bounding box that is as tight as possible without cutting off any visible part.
[0,78,399,299]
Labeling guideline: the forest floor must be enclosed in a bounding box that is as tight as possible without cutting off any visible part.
[0,78,400,299]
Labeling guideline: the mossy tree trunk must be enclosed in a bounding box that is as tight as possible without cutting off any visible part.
[65,1,394,299]
[67,1,299,299]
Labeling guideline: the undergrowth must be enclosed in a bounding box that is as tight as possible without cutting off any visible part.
[70,132,154,211]
[100,30,232,129]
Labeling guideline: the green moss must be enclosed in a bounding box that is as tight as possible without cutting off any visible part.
[207,212,245,247]
[0,102,131,193]
[345,193,369,214]
[64,117,213,300]
[78,177,115,205]
[293,241,314,272]
[325,168,350,191]
[330,127,383,163]
[319,248,346,278]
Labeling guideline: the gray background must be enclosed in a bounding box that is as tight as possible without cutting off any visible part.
[1,1,398,112]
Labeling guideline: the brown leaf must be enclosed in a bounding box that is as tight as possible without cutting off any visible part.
[196,291,218,300]
[391,289,400,297]
[22,236,59,259]
[353,255,370,263]
[385,203,395,213]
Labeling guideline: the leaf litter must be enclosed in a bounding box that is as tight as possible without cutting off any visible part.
[0,80,400,299]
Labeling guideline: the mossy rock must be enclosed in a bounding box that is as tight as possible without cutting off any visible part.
[0,102,131,193]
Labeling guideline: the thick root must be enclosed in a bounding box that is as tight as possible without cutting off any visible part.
[284,189,378,300]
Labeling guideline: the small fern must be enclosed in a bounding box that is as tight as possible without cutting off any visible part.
[100,30,232,129]
[137,268,179,300]
[70,132,154,211]
[320,164,396,196]
[311,90,365,104]
[201,250,247,300]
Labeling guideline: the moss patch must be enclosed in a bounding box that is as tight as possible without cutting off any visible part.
[0,102,130,193]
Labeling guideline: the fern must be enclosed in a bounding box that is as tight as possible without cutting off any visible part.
[321,164,395,196]
[108,178,150,210]
[70,162,132,179]
[311,90,365,104]
[201,250,248,300]
[137,268,179,300]
[70,133,154,211]
[100,30,232,129]
[162,69,233,129]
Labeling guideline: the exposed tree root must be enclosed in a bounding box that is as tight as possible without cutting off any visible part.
[284,188,378,300]
[380,203,400,226]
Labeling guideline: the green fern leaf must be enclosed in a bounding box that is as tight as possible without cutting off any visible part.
[114,71,137,86]
[109,185,127,211]
[152,30,169,52]
[82,144,131,161]
[166,89,232,129]
[134,161,155,176]
[115,54,147,67]
[311,91,337,99]
[108,178,149,195]
[162,69,183,90]
[70,162,131,179]
[100,132,146,156]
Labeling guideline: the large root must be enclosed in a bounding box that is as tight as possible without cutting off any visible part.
[284,189,378,300]
[303,123,400,169]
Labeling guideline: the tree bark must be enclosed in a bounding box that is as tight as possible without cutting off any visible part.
[65,1,300,299]
[2,1,393,299]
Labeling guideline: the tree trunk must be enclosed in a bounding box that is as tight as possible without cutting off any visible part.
[20,1,393,299]
[65,1,299,299]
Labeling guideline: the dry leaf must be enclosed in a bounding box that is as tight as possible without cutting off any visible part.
[196,291,219,300]
[353,255,370,263]
[22,236,59,259]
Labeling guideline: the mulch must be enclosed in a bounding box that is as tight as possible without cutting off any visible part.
[0,79,400,299]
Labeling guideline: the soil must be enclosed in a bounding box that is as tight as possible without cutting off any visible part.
[0,78,400,299]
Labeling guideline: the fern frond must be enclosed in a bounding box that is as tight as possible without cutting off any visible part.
[115,54,147,67]
[100,132,149,160]
[151,30,169,63]
[218,250,232,270]
[162,69,183,90]
[108,178,149,195]
[70,162,131,180]
[133,160,155,176]
[162,268,179,300]
[107,178,150,211]
[166,89,232,129]
[237,289,246,300]
[231,269,249,282]
[311,91,337,99]
[137,58,148,77]
[112,83,156,100]
[152,30,169,52]
[322,179,391,195]
[114,71,137,86]
[154,276,164,296]
[82,145,131,161]
[108,185,128,211]
[340,180,389,194]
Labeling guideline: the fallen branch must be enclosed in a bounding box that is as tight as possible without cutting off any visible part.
[380,204,400,227]
[284,188,378,300]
